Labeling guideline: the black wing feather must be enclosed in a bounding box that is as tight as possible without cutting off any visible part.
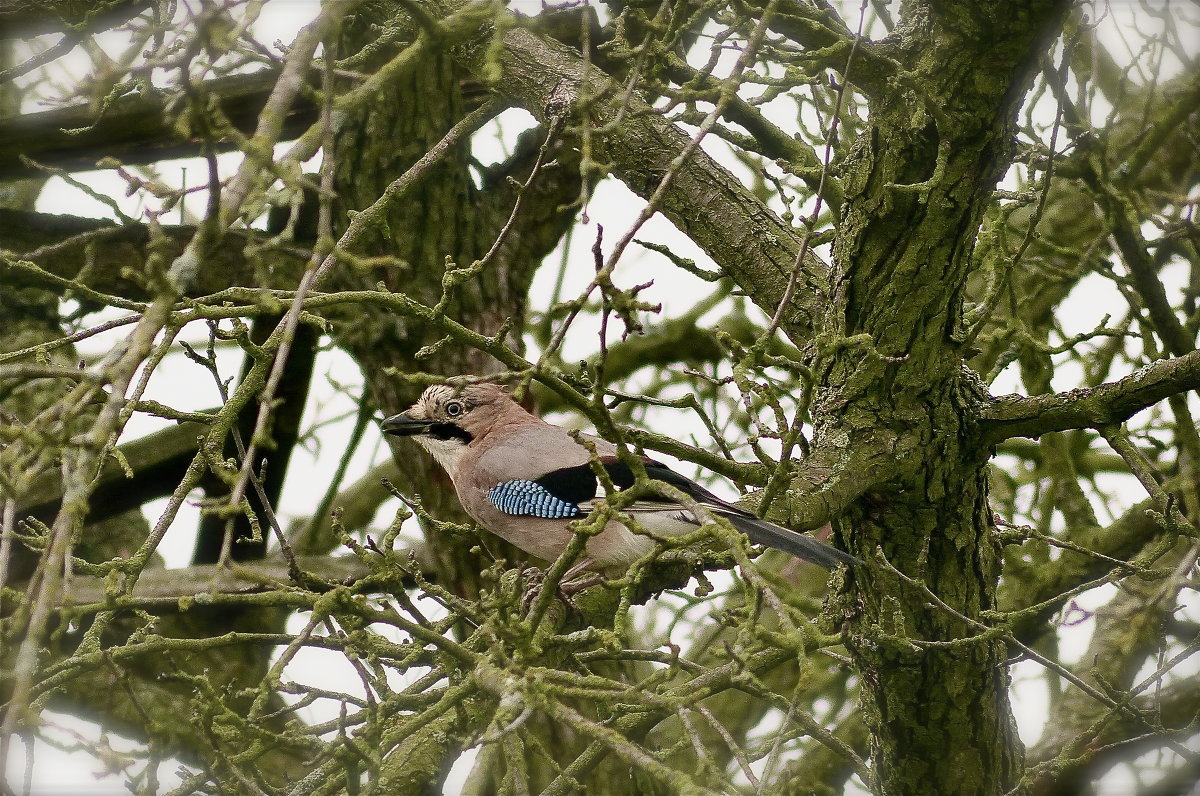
[533,457,680,505]
[533,463,602,505]
[710,509,860,567]
[642,458,859,568]
[533,456,859,568]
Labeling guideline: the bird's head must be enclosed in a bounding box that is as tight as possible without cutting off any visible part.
[381,382,518,471]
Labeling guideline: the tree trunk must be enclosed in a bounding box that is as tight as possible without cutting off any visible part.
[827,3,1071,794]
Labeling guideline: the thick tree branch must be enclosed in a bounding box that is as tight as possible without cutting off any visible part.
[0,71,316,178]
[1028,628,1199,796]
[980,350,1200,444]
[744,431,901,532]
[0,209,307,299]
[17,418,209,522]
[750,0,898,98]
[0,0,149,38]
[58,555,375,604]
[661,56,843,212]
[1000,477,1187,642]
[444,5,829,343]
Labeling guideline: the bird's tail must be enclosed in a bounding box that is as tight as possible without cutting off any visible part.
[715,510,860,568]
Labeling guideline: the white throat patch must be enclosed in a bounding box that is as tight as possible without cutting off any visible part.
[415,435,467,476]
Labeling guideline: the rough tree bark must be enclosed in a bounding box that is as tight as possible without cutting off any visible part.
[822,3,1070,793]
[1,1,1195,794]
[442,2,1070,792]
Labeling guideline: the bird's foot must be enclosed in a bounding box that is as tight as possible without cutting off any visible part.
[519,562,603,614]
[519,566,546,613]
[560,567,605,599]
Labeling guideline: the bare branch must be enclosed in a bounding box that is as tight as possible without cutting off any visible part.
[0,71,315,178]
[0,209,307,299]
[58,554,375,604]
[0,0,150,38]
[980,351,1200,443]
[446,6,830,343]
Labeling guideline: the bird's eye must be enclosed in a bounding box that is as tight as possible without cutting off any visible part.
[445,401,464,418]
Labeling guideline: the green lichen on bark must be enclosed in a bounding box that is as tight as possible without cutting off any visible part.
[818,3,1073,794]
[2,1,1197,793]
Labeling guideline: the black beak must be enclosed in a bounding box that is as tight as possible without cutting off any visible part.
[381,412,432,437]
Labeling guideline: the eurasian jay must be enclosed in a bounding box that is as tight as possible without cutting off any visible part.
[381,382,857,575]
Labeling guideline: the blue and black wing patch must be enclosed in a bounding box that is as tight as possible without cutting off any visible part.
[487,457,858,567]
[487,480,584,519]
[486,456,659,519]
[531,458,691,504]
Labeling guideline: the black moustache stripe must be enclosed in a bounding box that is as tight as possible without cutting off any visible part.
[428,423,473,444]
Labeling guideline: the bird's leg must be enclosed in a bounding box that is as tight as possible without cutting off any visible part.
[559,560,604,596]
[518,565,546,609]
[519,559,603,613]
